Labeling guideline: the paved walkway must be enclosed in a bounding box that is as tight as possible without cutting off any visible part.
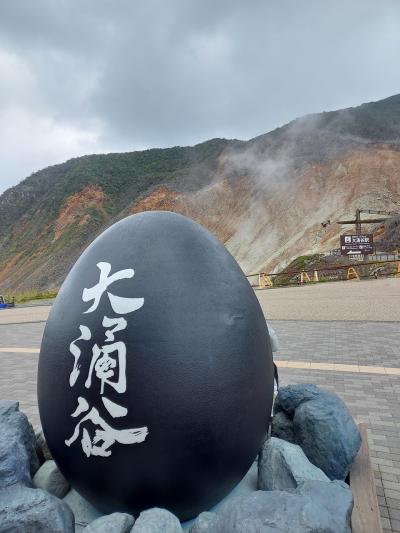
[0,305,50,325]
[1,275,398,325]
[272,320,400,533]
[0,309,399,530]
[257,277,400,321]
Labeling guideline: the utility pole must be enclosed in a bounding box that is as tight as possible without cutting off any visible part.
[355,209,361,235]
[337,208,399,264]
[337,209,396,232]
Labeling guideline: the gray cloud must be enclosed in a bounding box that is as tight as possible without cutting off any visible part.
[0,0,400,194]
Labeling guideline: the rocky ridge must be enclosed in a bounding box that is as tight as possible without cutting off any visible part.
[1,95,400,291]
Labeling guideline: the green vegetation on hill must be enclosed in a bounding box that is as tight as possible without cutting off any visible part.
[0,137,240,292]
[319,94,400,141]
[273,255,324,286]
[251,93,400,169]
[0,138,234,234]
[4,289,58,304]
[1,93,400,292]
[273,250,399,287]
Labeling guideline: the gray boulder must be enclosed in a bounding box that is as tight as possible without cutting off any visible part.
[189,480,353,532]
[84,512,135,532]
[189,512,218,532]
[0,483,74,532]
[0,400,39,488]
[271,411,295,442]
[63,488,103,531]
[33,459,70,498]
[273,384,361,480]
[274,383,321,417]
[35,427,53,463]
[132,508,182,532]
[258,437,329,490]
[266,323,280,352]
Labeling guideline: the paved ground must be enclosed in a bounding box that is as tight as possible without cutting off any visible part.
[2,276,398,325]
[0,305,51,325]
[258,276,400,321]
[0,278,399,531]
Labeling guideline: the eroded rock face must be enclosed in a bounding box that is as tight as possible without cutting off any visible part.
[188,480,353,533]
[84,512,135,532]
[0,483,74,532]
[132,507,182,532]
[272,384,361,480]
[0,400,39,488]
[258,437,329,491]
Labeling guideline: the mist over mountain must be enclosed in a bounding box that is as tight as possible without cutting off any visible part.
[1,94,400,292]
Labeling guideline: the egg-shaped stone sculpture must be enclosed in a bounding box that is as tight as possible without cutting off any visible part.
[37,211,274,520]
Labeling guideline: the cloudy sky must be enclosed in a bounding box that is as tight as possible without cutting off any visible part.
[0,0,400,194]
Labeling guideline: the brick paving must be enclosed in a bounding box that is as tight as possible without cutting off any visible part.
[270,320,400,367]
[271,320,400,533]
[0,321,44,348]
[257,277,400,322]
[0,319,399,531]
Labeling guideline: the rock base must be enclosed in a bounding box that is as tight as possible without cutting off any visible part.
[0,383,360,533]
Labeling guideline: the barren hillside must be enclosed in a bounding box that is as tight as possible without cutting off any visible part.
[1,95,400,291]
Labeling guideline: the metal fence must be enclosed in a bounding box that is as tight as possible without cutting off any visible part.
[368,254,400,261]
[246,258,400,289]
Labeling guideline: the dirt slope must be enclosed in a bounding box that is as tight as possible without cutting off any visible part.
[1,95,400,292]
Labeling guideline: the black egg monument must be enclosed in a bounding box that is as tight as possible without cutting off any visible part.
[37,211,274,520]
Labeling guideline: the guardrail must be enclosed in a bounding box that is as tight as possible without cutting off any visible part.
[326,250,400,261]
[246,258,400,289]
[368,254,400,261]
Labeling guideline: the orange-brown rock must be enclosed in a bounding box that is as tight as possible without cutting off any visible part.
[2,94,400,293]
[129,146,400,276]
[54,185,106,240]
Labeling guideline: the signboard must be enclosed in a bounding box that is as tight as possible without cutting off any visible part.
[340,234,374,255]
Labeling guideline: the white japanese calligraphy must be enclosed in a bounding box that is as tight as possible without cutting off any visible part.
[102,397,127,418]
[69,326,92,387]
[102,316,127,342]
[65,397,148,457]
[82,262,144,314]
[66,261,148,458]
[85,341,127,394]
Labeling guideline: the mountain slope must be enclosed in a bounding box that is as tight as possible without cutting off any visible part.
[1,95,400,291]
[0,139,235,290]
